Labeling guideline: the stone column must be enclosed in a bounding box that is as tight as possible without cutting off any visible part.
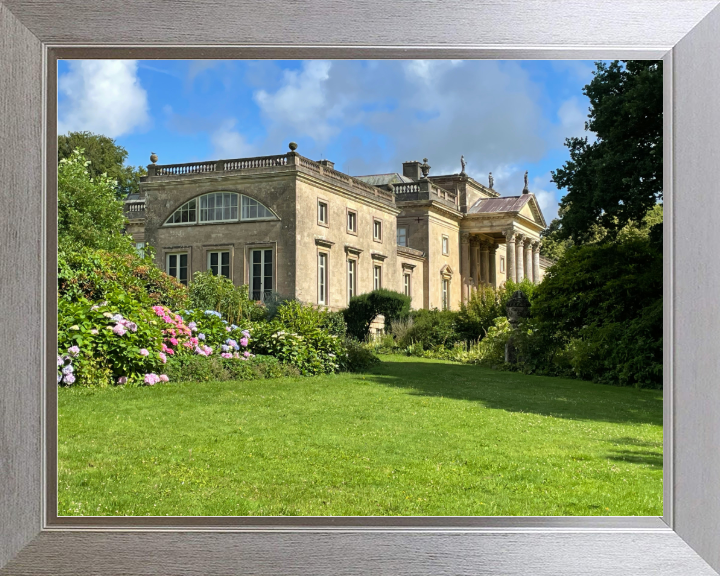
[460,233,470,302]
[516,235,525,282]
[503,229,516,283]
[488,243,497,287]
[532,241,541,284]
[480,241,490,286]
[524,239,533,283]
[469,236,479,292]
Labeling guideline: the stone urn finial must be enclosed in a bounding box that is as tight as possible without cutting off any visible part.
[288,141,298,152]
[420,157,431,178]
[150,152,158,165]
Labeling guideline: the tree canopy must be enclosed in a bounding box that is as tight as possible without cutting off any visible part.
[58,149,134,254]
[58,131,146,200]
[550,60,662,244]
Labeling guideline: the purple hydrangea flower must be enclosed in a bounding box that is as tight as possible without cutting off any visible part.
[57,355,63,367]
[198,333,205,341]
[139,348,149,357]
[62,365,74,375]
[117,376,128,385]
[68,346,80,357]
[112,324,126,336]
[63,373,76,385]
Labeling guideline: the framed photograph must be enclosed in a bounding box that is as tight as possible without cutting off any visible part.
[2,1,720,574]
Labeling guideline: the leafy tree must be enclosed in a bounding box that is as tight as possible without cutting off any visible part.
[58,131,147,199]
[58,149,133,254]
[551,61,662,243]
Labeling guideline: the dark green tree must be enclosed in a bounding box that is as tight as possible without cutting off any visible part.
[58,131,146,200]
[551,60,662,244]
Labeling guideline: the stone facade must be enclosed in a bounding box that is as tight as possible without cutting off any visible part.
[125,145,551,313]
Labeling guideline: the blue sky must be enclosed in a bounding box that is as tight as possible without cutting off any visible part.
[57,59,599,222]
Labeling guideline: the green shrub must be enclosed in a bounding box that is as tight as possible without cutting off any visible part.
[342,338,380,372]
[343,289,411,340]
[456,284,506,341]
[318,310,347,337]
[188,271,265,324]
[59,248,188,310]
[249,301,348,375]
[401,308,460,350]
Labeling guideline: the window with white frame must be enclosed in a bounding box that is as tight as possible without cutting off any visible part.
[373,265,382,290]
[500,257,505,273]
[166,198,197,224]
[249,248,273,301]
[373,219,382,241]
[241,195,275,221]
[207,250,230,279]
[403,273,411,297]
[318,252,328,305]
[442,235,449,255]
[347,210,357,234]
[347,259,357,301]
[318,200,328,226]
[166,253,188,286]
[165,193,276,225]
[200,192,238,222]
[397,226,407,247]
[441,278,450,310]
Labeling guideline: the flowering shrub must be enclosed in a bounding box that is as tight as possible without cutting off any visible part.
[58,293,167,387]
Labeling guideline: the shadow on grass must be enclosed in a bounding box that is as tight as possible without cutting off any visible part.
[364,358,663,427]
[606,449,663,468]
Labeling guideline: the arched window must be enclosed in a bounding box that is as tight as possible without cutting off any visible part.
[241,195,274,220]
[164,193,276,225]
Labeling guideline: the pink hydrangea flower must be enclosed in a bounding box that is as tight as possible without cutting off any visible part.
[239,337,249,347]
[226,327,232,332]
[117,376,128,385]
[159,374,169,382]
[112,324,126,336]
[166,348,174,355]
[162,315,172,323]
[243,351,251,358]
[63,373,76,384]
[169,338,178,346]
[221,352,232,359]
[139,348,149,357]
[159,352,167,364]
[144,373,160,385]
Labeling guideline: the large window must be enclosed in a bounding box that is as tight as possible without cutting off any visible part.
[347,259,357,301]
[249,248,273,301]
[200,192,238,222]
[397,226,407,247]
[373,265,382,290]
[167,198,196,224]
[207,250,230,279]
[318,252,328,305]
[165,193,276,225]
[166,253,188,286]
[241,195,274,220]
[404,273,411,297]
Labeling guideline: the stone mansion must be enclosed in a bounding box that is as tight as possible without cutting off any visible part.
[124,143,551,311]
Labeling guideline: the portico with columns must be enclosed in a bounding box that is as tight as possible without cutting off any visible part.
[458,192,546,302]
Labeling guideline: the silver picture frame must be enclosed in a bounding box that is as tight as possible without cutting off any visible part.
[1,1,720,573]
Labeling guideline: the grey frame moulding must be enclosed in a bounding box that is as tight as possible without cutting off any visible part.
[1,1,720,574]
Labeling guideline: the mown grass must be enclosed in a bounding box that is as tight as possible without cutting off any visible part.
[58,355,662,516]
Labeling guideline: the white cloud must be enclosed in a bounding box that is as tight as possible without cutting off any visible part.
[557,97,588,139]
[58,60,150,137]
[210,118,255,159]
[254,61,340,144]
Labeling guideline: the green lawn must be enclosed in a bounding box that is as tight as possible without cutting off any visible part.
[58,355,662,516]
